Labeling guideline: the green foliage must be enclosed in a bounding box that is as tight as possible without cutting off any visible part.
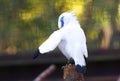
[0,0,120,54]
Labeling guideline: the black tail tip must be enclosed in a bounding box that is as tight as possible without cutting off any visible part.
[75,65,87,74]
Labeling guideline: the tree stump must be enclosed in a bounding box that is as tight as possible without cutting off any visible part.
[63,64,84,81]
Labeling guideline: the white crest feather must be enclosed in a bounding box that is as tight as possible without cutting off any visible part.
[58,11,79,29]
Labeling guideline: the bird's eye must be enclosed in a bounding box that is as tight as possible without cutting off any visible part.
[60,16,64,27]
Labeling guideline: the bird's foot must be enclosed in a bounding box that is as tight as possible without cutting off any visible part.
[61,64,71,69]
[67,58,75,64]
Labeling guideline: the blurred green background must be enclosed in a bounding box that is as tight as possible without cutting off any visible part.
[0,0,120,81]
[0,0,120,55]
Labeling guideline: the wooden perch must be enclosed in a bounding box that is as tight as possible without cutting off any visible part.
[33,64,56,81]
[63,64,84,81]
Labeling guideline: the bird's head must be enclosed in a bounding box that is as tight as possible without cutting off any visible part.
[58,11,78,29]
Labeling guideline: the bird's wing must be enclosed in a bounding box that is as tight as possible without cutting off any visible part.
[38,30,62,54]
[82,44,88,58]
[79,28,88,58]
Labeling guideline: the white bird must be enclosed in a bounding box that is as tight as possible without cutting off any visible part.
[33,11,88,73]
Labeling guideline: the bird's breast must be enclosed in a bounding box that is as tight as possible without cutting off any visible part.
[58,40,71,60]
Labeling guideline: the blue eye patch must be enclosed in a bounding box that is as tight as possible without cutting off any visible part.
[60,16,64,27]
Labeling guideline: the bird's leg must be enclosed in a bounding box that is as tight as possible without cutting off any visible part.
[62,58,74,69]
[67,58,75,65]
[61,63,70,69]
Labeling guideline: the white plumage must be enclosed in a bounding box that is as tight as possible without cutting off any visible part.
[38,11,88,67]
